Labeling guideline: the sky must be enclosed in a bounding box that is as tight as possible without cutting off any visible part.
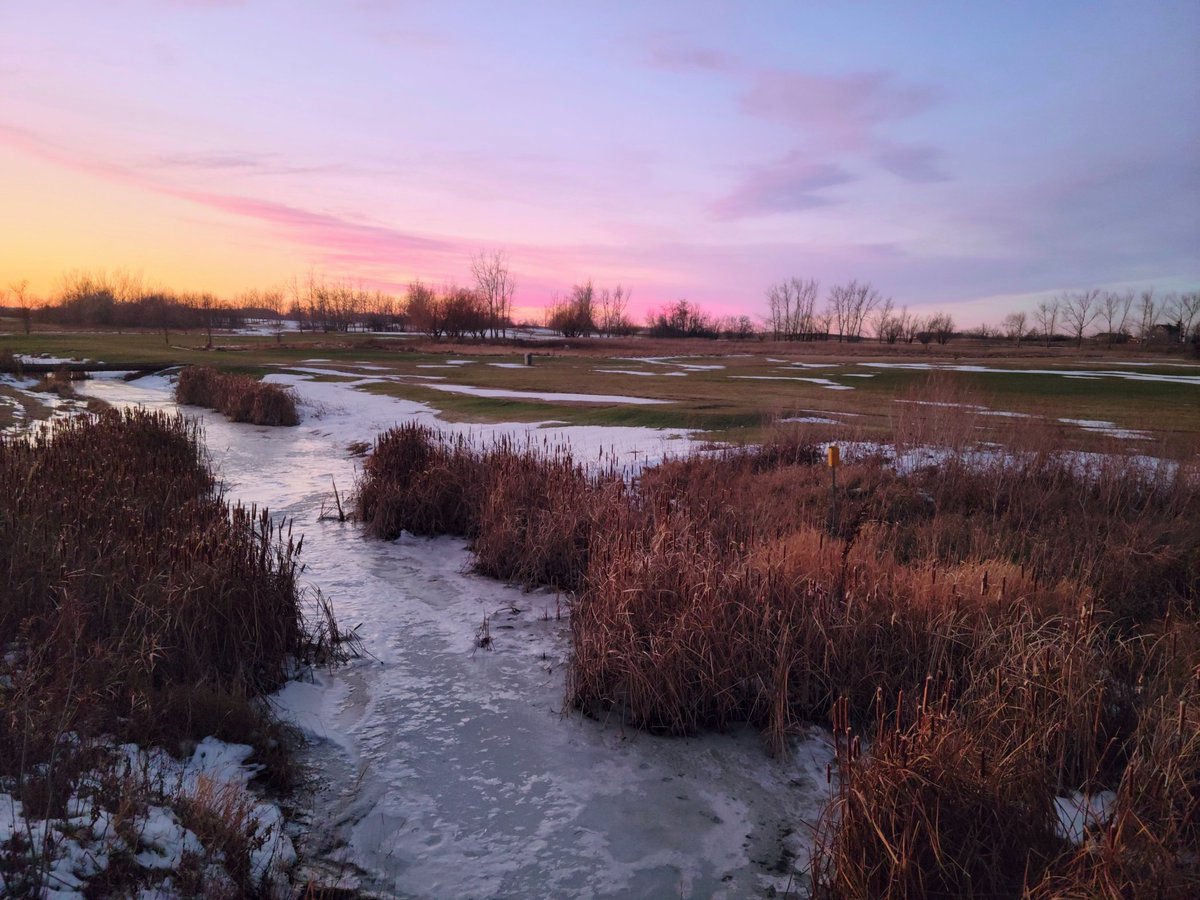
[1,0,1197,324]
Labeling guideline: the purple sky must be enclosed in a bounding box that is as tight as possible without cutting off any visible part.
[1,1,1197,323]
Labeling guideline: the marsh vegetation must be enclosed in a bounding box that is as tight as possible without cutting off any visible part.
[358,409,1198,897]
[0,409,343,895]
[175,366,299,426]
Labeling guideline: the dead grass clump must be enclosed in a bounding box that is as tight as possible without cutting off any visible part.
[359,424,622,590]
[898,452,1200,624]
[175,775,268,893]
[0,408,348,894]
[0,409,340,786]
[473,442,621,591]
[1027,689,1200,898]
[358,422,486,537]
[32,365,79,398]
[175,365,299,426]
[811,696,1067,899]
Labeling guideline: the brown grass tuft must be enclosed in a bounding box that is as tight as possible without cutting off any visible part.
[175,366,299,426]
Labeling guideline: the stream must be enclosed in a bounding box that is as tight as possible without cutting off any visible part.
[80,372,836,899]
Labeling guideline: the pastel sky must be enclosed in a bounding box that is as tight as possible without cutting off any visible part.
[1,1,1197,324]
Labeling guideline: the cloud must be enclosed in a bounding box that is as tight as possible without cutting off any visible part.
[0,122,469,278]
[174,191,460,266]
[872,142,948,183]
[145,150,338,178]
[642,51,946,217]
[740,70,939,152]
[711,155,855,219]
[646,42,739,75]
[149,151,274,171]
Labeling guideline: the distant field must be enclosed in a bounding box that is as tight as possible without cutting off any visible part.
[2,322,1197,456]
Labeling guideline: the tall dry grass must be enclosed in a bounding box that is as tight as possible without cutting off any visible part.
[0,410,343,835]
[356,412,1198,897]
[176,365,299,426]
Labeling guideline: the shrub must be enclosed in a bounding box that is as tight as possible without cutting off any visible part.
[358,423,486,537]
[0,409,341,778]
[175,366,299,426]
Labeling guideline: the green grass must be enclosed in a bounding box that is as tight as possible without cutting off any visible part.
[3,325,1197,453]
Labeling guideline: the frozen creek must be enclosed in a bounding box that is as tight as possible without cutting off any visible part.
[80,373,836,898]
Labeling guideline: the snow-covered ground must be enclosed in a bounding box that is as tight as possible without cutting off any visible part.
[732,375,855,391]
[421,383,671,405]
[72,372,838,897]
[0,739,295,897]
[0,372,86,435]
[859,361,1200,386]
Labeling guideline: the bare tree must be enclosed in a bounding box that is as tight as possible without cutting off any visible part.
[1159,291,1199,343]
[1034,297,1060,347]
[897,306,918,344]
[879,304,908,344]
[405,281,443,338]
[967,322,996,340]
[471,249,517,338]
[597,284,632,336]
[647,299,716,338]
[926,312,956,345]
[1002,310,1028,347]
[1060,289,1101,347]
[765,280,793,340]
[548,281,597,337]
[826,280,881,342]
[765,277,820,340]
[9,279,31,335]
[1137,289,1158,341]
[718,314,756,340]
[1177,291,1200,342]
[1098,290,1134,348]
[870,296,895,342]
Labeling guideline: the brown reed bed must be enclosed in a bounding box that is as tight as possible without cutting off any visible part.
[0,409,344,895]
[356,415,1198,897]
[176,365,299,426]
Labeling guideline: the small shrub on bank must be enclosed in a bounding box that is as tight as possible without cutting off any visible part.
[32,365,78,398]
[175,366,299,426]
[358,423,485,537]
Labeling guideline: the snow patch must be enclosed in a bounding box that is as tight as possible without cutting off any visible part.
[732,376,854,391]
[421,383,670,405]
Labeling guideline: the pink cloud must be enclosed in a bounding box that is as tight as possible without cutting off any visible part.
[172,191,459,265]
[740,70,938,151]
[711,155,854,219]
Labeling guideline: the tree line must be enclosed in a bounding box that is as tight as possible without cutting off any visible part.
[764,277,955,344]
[5,263,1197,348]
[988,289,1200,348]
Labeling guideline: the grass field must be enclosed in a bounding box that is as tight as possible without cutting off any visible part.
[3,321,1198,455]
